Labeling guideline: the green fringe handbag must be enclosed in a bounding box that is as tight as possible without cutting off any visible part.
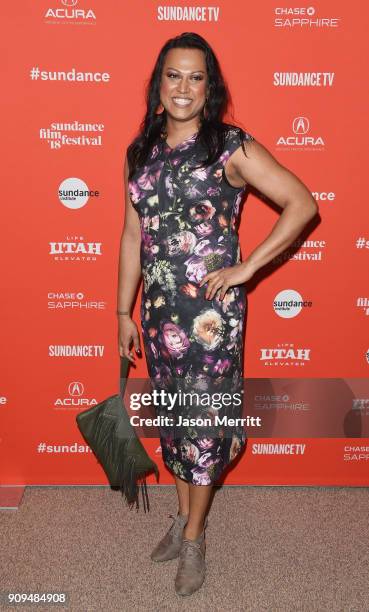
[76,355,159,512]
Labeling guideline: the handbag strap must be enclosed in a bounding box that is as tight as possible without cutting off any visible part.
[119,355,131,397]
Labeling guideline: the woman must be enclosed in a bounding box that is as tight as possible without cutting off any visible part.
[117,32,318,596]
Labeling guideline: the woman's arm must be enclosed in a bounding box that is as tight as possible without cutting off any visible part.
[117,155,142,363]
[228,138,319,275]
[200,138,319,300]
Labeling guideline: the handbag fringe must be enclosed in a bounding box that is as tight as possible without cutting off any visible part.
[88,407,159,512]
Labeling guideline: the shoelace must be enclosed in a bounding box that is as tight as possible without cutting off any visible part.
[168,513,186,535]
[179,539,204,569]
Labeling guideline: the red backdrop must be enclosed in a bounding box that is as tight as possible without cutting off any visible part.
[1,1,368,487]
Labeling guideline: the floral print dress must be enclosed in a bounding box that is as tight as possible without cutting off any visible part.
[128,123,254,485]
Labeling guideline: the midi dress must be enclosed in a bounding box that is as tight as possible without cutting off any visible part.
[128,123,254,485]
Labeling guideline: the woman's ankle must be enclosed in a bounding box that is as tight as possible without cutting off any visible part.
[183,523,204,541]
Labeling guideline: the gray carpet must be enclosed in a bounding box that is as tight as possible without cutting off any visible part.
[1,486,368,611]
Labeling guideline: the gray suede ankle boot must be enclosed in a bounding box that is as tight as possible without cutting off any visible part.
[174,519,208,596]
[150,513,188,562]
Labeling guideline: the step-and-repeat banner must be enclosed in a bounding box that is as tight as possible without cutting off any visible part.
[1,1,368,487]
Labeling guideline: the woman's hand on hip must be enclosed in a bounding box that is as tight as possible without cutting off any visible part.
[199,262,256,301]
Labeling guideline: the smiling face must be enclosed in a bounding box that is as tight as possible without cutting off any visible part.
[159,47,208,126]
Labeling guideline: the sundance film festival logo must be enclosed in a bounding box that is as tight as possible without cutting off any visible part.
[276,117,324,150]
[40,121,104,150]
[44,0,96,24]
[273,237,327,264]
[274,7,340,29]
[49,236,102,261]
[58,177,100,210]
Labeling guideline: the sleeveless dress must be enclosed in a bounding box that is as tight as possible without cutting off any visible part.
[128,123,254,485]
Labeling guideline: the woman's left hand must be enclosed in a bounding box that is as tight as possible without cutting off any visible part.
[199,262,257,301]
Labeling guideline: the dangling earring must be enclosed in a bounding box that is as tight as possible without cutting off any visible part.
[155,102,164,114]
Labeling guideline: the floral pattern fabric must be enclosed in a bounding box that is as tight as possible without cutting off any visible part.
[128,124,254,485]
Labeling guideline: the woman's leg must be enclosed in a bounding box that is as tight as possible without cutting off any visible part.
[174,475,190,516]
[150,475,189,562]
[174,482,212,595]
[183,483,213,540]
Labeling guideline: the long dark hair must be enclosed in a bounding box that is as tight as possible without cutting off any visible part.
[127,32,247,179]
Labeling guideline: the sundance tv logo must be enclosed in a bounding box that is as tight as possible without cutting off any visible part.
[273,71,335,87]
[48,345,105,357]
[252,442,306,455]
[157,6,220,22]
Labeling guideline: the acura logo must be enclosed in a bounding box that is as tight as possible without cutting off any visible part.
[68,382,84,396]
[292,117,310,134]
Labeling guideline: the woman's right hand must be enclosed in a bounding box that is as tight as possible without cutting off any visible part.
[118,316,142,364]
